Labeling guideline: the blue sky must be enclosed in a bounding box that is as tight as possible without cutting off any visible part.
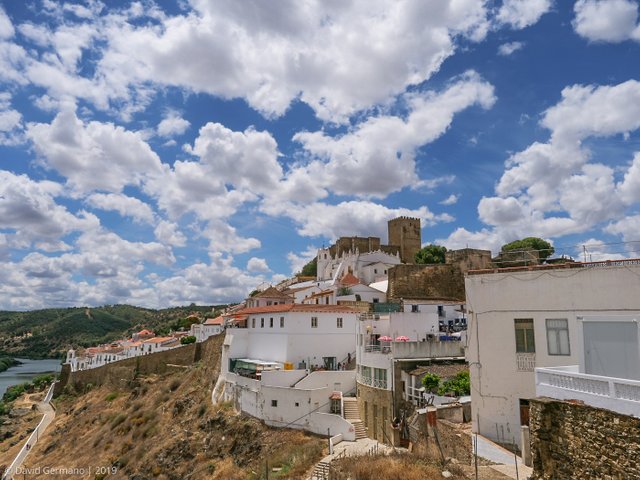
[2,0,640,310]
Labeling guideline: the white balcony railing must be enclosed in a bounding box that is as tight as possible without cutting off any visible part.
[536,366,640,418]
[357,374,388,390]
[516,352,536,371]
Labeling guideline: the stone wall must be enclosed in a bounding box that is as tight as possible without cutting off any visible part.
[387,264,465,301]
[444,248,493,273]
[530,397,640,480]
[356,382,397,445]
[388,217,421,264]
[54,335,224,397]
[330,236,382,258]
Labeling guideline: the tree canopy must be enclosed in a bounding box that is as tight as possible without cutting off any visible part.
[414,244,447,264]
[300,257,317,276]
[501,237,555,260]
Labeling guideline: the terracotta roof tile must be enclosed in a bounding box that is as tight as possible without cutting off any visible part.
[235,304,357,315]
[204,316,224,325]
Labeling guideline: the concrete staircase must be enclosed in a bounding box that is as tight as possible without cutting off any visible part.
[310,460,331,480]
[343,397,367,440]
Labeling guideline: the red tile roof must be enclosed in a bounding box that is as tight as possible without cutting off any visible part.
[340,273,360,286]
[235,304,357,315]
[204,316,224,325]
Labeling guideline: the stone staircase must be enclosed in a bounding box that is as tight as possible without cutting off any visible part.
[343,397,367,440]
[310,460,331,480]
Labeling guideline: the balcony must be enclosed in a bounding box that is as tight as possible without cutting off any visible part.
[357,374,388,390]
[516,352,536,372]
[536,366,640,418]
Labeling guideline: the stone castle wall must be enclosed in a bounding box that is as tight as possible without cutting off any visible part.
[530,397,640,480]
[54,335,223,397]
[388,217,421,264]
[387,264,466,301]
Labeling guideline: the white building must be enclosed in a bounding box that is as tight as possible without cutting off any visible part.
[465,260,640,448]
[217,304,361,440]
[65,331,182,372]
[226,304,358,370]
[316,249,401,284]
[355,302,467,444]
[535,314,640,418]
[190,315,225,342]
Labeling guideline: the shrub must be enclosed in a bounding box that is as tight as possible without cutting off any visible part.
[105,392,119,402]
[421,373,441,393]
[180,335,197,345]
[437,371,470,397]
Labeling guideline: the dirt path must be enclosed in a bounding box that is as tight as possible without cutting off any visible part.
[2,384,56,479]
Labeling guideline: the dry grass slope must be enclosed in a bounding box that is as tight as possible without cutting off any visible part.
[25,335,325,479]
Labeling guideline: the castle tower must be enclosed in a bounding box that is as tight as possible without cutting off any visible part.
[388,217,421,264]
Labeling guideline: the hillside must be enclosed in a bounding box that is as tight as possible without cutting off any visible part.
[25,335,326,479]
[0,304,227,359]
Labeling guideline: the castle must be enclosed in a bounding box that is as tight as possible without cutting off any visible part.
[316,217,422,282]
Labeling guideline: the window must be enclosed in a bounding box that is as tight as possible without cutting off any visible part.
[311,316,318,328]
[295,402,299,407]
[269,317,274,328]
[280,316,284,328]
[411,304,419,313]
[260,318,264,328]
[374,269,378,274]
[373,298,379,303]
[374,368,387,388]
[271,400,278,407]
[438,306,445,317]
[337,317,343,328]
[252,318,256,328]
[546,318,570,355]
[515,319,535,353]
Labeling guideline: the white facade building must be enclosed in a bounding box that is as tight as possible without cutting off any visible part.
[190,316,225,342]
[316,249,400,284]
[465,260,640,448]
[217,304,360,440]
[229,304,358,369]
[535,314,640,418]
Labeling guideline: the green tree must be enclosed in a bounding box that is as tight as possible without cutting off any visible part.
[415,244,447,264]
[501,237,555,261]
[437,371,470,397]
[180,336,197,345]
[421,373,441,393]
[300,257,317,277]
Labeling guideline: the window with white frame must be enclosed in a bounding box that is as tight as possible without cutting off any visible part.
[546,318,570,355]
[261,318,264,328]
[280,316,284,328]
[269,317,274,328]
[515,318,535,353]
[252,318,255,328]
[311,316,318,328]
[337,317,343,328]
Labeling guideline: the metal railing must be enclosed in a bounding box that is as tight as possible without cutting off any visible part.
[516,353,536,372]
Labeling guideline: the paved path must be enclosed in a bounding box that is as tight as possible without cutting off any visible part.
[2,383,57,480]
[473,434,533,479]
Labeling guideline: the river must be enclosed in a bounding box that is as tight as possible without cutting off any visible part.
[0,358,62,398]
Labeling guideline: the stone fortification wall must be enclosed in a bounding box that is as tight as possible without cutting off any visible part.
[329,236,382,258]
[444,249,492,272]
[530,397,640,480]
[388,216,421,264]
[387,264,465,301]
[54,335,223,397]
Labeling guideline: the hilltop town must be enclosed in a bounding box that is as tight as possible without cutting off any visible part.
[4,217,640,480]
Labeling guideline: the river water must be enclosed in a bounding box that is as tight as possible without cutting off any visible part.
[0,358,62,398]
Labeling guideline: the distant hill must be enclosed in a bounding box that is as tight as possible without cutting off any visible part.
[0,304,228,359]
